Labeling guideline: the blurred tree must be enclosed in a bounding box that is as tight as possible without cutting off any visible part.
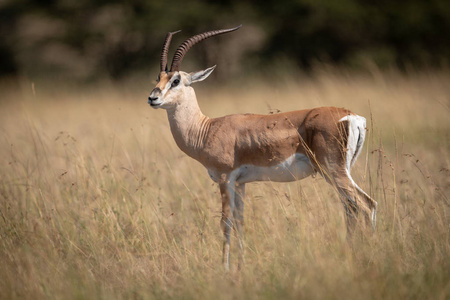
[0,0,449,81]
[256,0,450,70]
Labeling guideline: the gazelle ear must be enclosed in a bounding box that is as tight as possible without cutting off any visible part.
[189,65,216,84]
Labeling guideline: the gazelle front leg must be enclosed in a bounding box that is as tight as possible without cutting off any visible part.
[234,182,245,269]
[219,176,235,270]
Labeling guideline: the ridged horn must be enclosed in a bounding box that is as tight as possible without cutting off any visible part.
[160,30,181,72]
[170,25,242,72]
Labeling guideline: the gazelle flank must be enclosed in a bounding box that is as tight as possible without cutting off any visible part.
[147,26,377,270]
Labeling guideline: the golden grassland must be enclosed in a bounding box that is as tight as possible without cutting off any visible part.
[0,69,449,299]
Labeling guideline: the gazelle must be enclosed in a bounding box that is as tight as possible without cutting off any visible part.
[148,25,377,270]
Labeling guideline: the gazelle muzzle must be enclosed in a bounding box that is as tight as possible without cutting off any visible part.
[148,87,162,106]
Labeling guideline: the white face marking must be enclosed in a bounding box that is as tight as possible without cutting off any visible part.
[149,72,183,109]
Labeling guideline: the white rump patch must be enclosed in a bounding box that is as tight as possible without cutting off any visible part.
[339,115,366,171]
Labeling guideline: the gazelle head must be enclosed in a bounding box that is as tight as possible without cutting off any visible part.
[148,26,241,109]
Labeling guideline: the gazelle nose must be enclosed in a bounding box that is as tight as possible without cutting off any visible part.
[148,87,162,103]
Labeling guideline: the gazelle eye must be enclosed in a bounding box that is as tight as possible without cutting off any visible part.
[171,79,180,87]
[156,75,160,83]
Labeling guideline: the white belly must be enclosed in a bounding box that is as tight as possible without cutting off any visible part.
[208,153,315,183]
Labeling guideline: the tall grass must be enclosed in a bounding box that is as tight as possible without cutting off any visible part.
[0,70,449,299]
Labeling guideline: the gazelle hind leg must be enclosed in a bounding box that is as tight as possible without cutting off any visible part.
[339,193,358,234]
[334,173,376,232]
[340,114,377,230]
[347,115,377,229]
[351,175,377,229]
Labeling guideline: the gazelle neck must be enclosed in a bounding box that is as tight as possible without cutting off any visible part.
[166,87,210,156]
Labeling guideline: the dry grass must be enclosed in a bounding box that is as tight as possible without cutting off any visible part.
[0,69,449,299]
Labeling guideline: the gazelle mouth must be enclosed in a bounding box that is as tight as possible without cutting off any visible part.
[148,97,162,107]
[149,101,162,107]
